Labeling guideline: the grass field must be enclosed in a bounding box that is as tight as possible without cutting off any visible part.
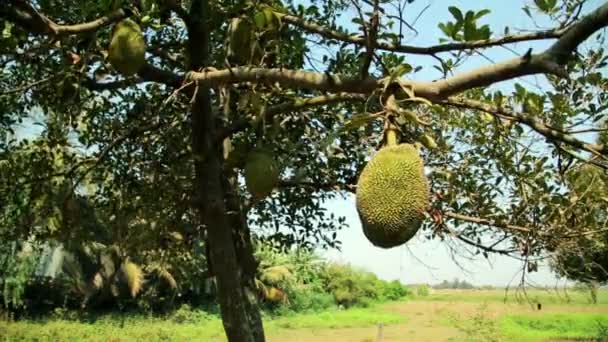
[1,289,607,341]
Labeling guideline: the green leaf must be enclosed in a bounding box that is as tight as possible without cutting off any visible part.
[475,9,491,20]
[448,6,464,22]
[438,23,453,38]
[534,0,553,12]
[391,64,412,77]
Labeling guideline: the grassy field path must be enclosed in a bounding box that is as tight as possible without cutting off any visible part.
[269,301,469,342]
[268,297,608,342]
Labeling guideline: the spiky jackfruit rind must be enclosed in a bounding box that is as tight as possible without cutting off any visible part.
[355,144,429,248]
[227,17,253,64]
[244,150,279,199]
[108,19,146,76]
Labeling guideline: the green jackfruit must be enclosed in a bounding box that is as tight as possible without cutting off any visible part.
[244,149,279,199]
[108,19,146,76]
[355,144,429,248]
[419,134,438,149]
[227,17,253,64]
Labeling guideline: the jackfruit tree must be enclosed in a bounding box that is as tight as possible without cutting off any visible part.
[2,0,608,341]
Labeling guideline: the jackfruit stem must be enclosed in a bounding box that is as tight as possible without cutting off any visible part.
[385,128,399,146]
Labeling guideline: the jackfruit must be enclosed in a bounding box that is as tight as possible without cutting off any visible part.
[227,17,253,64]
[419,134,438,149]
[263,287,286,303]
[260,265,292,286]
[244,149,279,199]
[108,19,146,76]
[355,143,429,248]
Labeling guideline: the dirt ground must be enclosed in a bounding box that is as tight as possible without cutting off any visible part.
[267,300,606,342]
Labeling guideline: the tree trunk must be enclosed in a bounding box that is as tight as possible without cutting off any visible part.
[590,281,599,304]
[187,1,255,341]
[191,84,254,342]
[224,173,266,342]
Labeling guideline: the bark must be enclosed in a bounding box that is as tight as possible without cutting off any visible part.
[223,172,266,342]
[191,86,253,341]
[187,0,254,341]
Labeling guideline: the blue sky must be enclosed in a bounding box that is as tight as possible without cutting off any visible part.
[315,0,605,287]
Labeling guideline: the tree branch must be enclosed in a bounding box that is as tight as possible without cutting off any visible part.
[442,97,607,156]
[547,2,608,63]
[0,74,60,96]
[1,1,128,36]
[217,93,367,141]
[280,12,565,55]
[277,179,357,192]
[443,211,532,233]
[183,52,564,100]
[138,63,185,88]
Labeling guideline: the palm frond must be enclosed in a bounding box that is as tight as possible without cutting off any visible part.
[158,268,177,290]
[120,260,144,298]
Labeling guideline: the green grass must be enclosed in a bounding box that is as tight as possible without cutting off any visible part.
[500,313,608,342]
[426,290,608,342]
[427,289,608,305]
[0,306,404,341]
[265,307,405,330]
[0,314,226,342]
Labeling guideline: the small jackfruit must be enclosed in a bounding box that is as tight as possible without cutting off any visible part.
[356,144,429,248]
[419,134,438,149]
[108,19,146,76]
[244,149,279,199]
[227,17,253,64]
[264,287,286,303]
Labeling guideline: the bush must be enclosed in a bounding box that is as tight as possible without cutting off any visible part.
[287,288,334,312]
[170,304,213,324]
[321,264,380,308]
[416,284,430,297]
[382,281,411,301]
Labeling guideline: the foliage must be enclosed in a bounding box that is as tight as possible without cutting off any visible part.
[0,242,42,309]
[551,162,608,287]
[416,284,430,297]
[2,0,608,339]
[254,242,410,312]
[3,240,410,315]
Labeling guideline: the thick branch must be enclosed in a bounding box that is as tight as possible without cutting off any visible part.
[82,64,184,92]
[184,53,564,100]
[138,64,185,88]
[443,97,607,156]
[1,1,128,36]
[185,67,382,94]
[217,93,367,141]
[547,2,608,63]
[280,13,565,55]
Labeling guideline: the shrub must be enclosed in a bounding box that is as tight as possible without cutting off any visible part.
[416,284,430,297]
[170,304,212,324]
[382,280,410,301]
[287,288,334,312]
